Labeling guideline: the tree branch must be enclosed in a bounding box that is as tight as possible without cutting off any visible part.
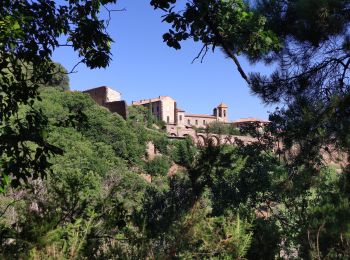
[204,15,251,85]
[0,199,21,218]
[192,44,209,64]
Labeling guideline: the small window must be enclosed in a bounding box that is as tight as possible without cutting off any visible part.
[179,115,183,121]
[188,119,191,125]
[219,110,222,117]
[224,110,226,117]
[167,116,170,123]
[195,120,198,125]
[157,106,159,112]
[203,120,206,125]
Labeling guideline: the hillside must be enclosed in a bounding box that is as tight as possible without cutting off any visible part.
[0,88,349,259]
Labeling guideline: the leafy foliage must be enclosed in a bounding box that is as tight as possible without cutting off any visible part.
[196,121,241,135]
[1,88,349,258]
[1,1,350,258]
[0,0,117,191]
[150,3,350,255]
[151,0,280,58]
[41,62,70,91]
[0,88,149,258]
[38,88,150,165]
[170,137,198,168]
[128,105,166,130]
[145,156,171,177]
[153,0,350,170]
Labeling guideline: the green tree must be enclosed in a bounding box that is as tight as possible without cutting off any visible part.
[0,0,117,190]
[41,62,70,91]
[196,121,241,135]
[128,105,166,129]
[0,88,152,258]
[150,3,350,255]
[38,88,149,165]
[169,138,197,169]
[150,0,281,81]
[145,156,171,177]
[152,0,350,166]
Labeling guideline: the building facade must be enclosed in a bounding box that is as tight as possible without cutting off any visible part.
[83,86,121,105]
[83,86,128,119]
[132,96,229,128]
[184,114,217,128]
[183,102,229,128]
[232,117,270,128]
[84,86,269,131]
[132,96,177,124]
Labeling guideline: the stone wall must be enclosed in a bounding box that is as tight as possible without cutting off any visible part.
[160,96,176,124]
[83,86,127,119]
[184,115,217,128]
[176,111,185,127]
[105,100,128,119]
[105,87,122,102]
[83,86,121,105]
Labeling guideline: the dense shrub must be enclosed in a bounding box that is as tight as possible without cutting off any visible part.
[145,156,171,177]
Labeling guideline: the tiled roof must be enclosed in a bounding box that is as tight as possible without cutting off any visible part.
[185,114,216,119]
[232,117,270,123]
[132,96,173,105]
[132,98,161,105]
[176,108,185,112]
[217,102,228,108]
[83,86,121,94]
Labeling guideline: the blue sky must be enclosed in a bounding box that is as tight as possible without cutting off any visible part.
[52,0,276,121]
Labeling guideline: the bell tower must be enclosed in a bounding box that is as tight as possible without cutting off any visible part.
[215,102,228,122]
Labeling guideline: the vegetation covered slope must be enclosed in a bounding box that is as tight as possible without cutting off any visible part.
[0,88,163,258]
[0,87,349,259]
[2,1,350,258]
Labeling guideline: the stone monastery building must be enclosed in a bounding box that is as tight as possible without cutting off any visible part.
[84,86,269,128]
[132,96,229,128]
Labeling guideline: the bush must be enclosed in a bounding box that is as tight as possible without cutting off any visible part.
[145,156,171,177]
[170,137,197,168]
[196,122,241,135]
